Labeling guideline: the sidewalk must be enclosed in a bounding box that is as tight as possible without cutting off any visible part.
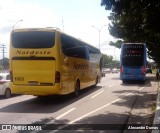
[124,77,159,133]
[152,81,160,133]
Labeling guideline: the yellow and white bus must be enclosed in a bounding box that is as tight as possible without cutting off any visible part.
[9,28,102,96]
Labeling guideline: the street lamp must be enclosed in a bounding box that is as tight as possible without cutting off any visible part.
[91,25,107,50]
[13,20,23,30]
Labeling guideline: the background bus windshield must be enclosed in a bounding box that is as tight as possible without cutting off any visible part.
[12,31,55,48]
[122,44,144,66]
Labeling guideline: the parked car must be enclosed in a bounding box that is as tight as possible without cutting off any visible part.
[146,68,152,74]
[156,68,160,79]
[102,69,106,77]
[112,68,118,73]
[103,68,111,74]
[105,68,111,73]
[0,73,11,98]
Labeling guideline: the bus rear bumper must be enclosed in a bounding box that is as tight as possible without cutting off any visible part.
[10,83,61,96]
[120,73,146,81]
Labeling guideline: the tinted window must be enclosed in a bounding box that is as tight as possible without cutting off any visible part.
[12,31,55,48]
[65,46,88,59]
[122,44,144,66]
[61,34,88,59]
[88,47,100,61]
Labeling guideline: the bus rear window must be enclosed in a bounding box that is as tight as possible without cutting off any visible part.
[122,44,144,66]
[12,31,55,48]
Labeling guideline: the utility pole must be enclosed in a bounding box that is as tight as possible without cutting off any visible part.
[91,25,107,50]
[114,47,116,61]
[13,19,23,30]
[1,44,6,70]
[62,17,64,31]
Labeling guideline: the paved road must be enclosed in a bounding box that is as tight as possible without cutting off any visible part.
[0,73,158,133]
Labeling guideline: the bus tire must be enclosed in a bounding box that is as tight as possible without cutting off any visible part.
[122,80,126,84]
[94,76,99,87]
[74,80,80,97]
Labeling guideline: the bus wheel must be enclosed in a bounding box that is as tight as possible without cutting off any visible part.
[94,76,98,87]
[122,80,126,84]
[74,80,80,97]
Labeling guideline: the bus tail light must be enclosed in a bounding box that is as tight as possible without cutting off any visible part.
[142,66,146,74]
[120,66,123,73]
[10,70,13,82]
[55,71,60,83]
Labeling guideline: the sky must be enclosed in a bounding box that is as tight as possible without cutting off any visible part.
[0,0,120,60]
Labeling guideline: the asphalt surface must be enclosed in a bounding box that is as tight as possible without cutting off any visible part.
[0,73,159,133]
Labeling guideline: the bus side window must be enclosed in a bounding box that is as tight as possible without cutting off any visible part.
[61,34,88,59]
[65,46,88,59]
[88,47,99,62]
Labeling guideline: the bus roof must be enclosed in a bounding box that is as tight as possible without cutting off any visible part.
[11,28,101,53]
[60,32,100,53]
[12,27,61,33]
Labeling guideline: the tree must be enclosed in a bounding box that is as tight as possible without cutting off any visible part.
[102,54,120,68]
[109,40,123,49]
[102,54,113,66]
[101,0,160,64]
[0,58,9,70]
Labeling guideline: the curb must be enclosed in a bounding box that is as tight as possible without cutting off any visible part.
[152,82,160,133]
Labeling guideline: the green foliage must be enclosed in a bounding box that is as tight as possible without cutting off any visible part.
[0,65,2,70]
[102,54,120,68]
[102,54,113,63]
[101,0,160,64]
[109,40,123,49]
[0,58,9,70]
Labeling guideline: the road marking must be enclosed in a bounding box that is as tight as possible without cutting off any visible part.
[50,97,122,133]
[55,108,76,120]
[31,108,76,133]
[139,87,145,91]
[48,84,148,133]
[69,85,147,124]
[68,98,121,124]
[91,90,104,98]
[109,83,115,88]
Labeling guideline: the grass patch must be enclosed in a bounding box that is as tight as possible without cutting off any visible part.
[152,69,156,75]
[151,105,157,112]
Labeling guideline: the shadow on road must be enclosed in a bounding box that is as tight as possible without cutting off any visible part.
[17,92,156,133]
[0,86,103,114]
[17,91,156,133]
[0,94,21,100]
[1,74,159,133]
